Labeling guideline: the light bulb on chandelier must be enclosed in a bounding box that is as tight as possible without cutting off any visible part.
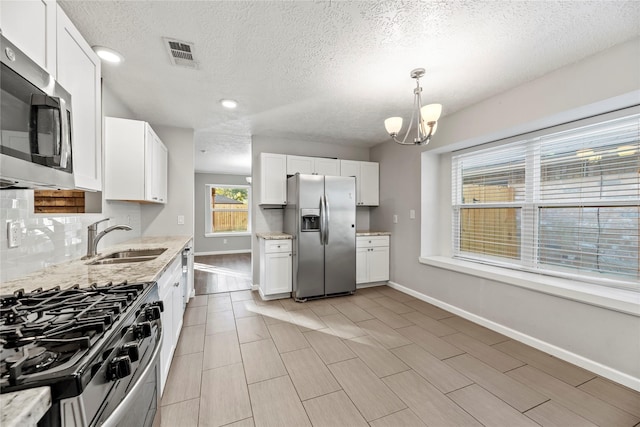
[384,68,442,146]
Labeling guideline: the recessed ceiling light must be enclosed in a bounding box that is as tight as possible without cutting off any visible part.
[92,46,124,64]
[220,99,238,109]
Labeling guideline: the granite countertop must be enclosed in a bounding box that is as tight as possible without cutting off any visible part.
[0,235,193,295]
[0,235,192,425]
[356,230,391,236]
[0,387,51,427]
[256,232,293,240]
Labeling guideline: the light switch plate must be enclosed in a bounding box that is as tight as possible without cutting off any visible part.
[409,209,416,219]
[7,221,20,248]
[393,215,398,224]
[177,215,185,225]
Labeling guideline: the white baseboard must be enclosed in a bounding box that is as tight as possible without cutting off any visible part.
[251,284,259,291]
[387,280,640,392]
[356,282,388,289]
[194,249,251,256]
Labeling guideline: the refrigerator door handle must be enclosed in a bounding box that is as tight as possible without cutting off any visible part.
[319,196,326,245]
[324,194,330,245]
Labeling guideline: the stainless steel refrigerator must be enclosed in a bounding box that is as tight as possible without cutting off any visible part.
[284,174,356,301]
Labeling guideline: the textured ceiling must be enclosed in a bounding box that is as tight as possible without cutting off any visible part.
[58,1,640,174]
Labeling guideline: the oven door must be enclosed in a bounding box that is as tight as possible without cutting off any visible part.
[97,334,163,427]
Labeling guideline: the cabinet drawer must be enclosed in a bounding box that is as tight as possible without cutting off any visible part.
[264,240,292,253]
[357,236,389,248]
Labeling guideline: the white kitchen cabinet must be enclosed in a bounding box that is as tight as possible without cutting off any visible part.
[104,117,168,204]
[145,126,168,203]
[0,0,57,76]
[259,238,292,299]
[356,235,389,284]
[158,255,185,395]
[260,153,287,205]
[340,160,379,206]
[56,6,102,191]
[287,155,339,176]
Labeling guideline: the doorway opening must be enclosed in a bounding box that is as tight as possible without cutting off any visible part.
[194,253,251,294]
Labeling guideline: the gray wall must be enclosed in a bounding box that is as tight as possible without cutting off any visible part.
[194,173,251,254]
[370,37,640,387]
[141,125,195,238]
[251,136,371,285]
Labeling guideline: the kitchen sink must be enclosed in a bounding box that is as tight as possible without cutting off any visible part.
[87,248,167,265]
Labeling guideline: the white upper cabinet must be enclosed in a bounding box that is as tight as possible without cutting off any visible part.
[104,117,168,204]
[286,155,339,176]
[260,153,287,205]
[1,0,57,76]
[340,160,379,206]
[56,6,102,191]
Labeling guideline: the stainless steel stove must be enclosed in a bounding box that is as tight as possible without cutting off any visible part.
[0,281,163,427]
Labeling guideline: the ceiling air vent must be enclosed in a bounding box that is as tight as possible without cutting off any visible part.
[163,37,198,69]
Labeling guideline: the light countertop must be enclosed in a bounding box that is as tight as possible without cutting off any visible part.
[256,232,293,240]
[0,235,192,295]
[0,387,51,427]
[356,231,391,236]
[0,235,192,425]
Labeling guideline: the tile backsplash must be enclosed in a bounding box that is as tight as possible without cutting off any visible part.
[0,190,141,283]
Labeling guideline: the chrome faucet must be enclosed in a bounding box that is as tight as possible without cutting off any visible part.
[84,218,132,259]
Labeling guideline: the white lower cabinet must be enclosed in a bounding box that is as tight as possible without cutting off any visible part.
[259,238,292,299]
[158,255,185,395]
[356,236,390,284]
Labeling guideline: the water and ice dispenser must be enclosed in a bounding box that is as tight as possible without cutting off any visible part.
[301,209,320,231]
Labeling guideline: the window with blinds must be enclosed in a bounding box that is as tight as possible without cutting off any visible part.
[452,113,639,288]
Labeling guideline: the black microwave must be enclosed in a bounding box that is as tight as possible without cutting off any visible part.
[0,32,75,189]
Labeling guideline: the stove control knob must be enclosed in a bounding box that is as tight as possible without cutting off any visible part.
[150,301,164,312]
[121,342,140,362]
[133,322,152,339]
[108,355,132,381]
[145,306,161,321]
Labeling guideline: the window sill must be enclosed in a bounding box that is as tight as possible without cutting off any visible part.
[419,256,640,316]
[205,232,251,238]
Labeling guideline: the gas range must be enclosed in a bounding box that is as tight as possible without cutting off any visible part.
[0,281,163,427]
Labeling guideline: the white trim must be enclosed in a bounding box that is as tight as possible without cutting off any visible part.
[194,249,251,256]
[419,256,639,316]
[386,280,640,392]
[204,232,251,238]
[356,282,388,289]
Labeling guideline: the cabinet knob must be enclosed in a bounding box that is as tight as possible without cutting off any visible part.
[174,282,180,287]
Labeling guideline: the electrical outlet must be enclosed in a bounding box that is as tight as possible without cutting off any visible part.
[223,239,228,244]
[177,215,185,225]
[393,215,398,224]
[7,221,20,248]
[409,209,416,219]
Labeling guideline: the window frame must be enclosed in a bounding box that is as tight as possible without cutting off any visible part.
[204,184,251,237]
[451,112,639,290]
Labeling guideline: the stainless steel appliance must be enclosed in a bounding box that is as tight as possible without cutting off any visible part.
[284,174,356,301]
[0,33,74,189]
[0,281,163,426]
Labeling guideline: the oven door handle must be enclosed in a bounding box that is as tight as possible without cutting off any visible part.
[100,332,163,427]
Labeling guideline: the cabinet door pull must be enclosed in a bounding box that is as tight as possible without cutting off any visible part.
[174,282,180,287]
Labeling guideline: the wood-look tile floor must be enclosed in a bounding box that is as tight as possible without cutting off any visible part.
[194,254,252,295]
[160,286,640,427]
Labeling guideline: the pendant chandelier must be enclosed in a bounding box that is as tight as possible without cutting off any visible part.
[384,68,442,146]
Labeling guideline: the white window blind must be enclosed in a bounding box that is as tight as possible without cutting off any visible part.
[452,113,639,288]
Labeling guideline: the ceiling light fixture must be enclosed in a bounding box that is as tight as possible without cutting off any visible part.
[384,68,442,146]
[220,99,238,109]
[92,46,124,64]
